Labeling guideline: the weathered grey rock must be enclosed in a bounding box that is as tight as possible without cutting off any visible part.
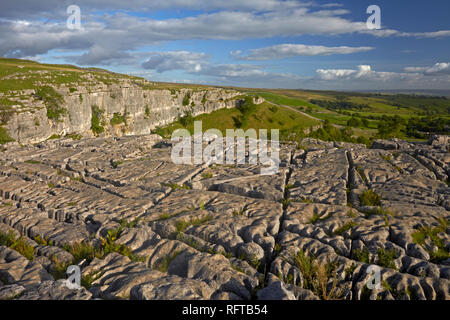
[288,286,320,300]
[371,140,398,150]
[4,81,245,144]
[81,253,163,299]
[270,257,303,287]
[116,226,161,252]
[0,284,26,300]
[0,246,53,287]
[17,280,92,300]
[0,134,449,301]
[289,149,349,205]
[406,243,430,261]
[211,291,243,300]
[428,135,449,148]
[166,251,260,300]
[237,242,265,262]
[130,275,213,300]
[257,281,296,300]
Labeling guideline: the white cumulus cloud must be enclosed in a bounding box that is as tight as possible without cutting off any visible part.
[316,68,356,80]
[142,51,209,73]
[316,65,419,82]
[404,62,450,75]
[231,44,373,60]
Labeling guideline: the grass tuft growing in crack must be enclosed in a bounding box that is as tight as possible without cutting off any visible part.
[230,262,246,274]
[309,212,333,224]
[100,227,145,262]
[63,242,97,264]
[238,253,261,270]
[355,165,368,184]
[359,189,382,206]
[174,215,213,233]
[352,248,370,263]
[63,227,145,265]
[362,206,394,219]
[157,212,180,221]
[201,172,213,179]
[33,235,53,247]
[48,256,71,280]
[81,270,106,290]
[118,218,140,229]
[292,250,342,300]
[411,218,449,264]
[233,205,248,217]
[48,253,106,289]
[154,251,181,272]
[165,183,192,190]
[281,198,291,210]
[0,230,35,261]
[352,247,398,270]
[333,221,358,236]
[377,248,398,270]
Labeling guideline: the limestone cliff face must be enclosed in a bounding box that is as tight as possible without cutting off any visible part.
[5,81,242,143]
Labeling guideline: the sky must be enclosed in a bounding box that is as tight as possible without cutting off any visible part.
[0,0,449,91]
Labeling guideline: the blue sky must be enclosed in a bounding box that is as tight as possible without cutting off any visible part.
[0,0,449,90]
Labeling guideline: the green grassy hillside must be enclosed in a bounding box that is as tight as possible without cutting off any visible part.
[153,85,449,145]
[0,58,215,94]
[154,101,321,140]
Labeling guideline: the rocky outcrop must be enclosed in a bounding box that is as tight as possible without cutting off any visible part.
[0,135,448,300]
[428,135,449,150]
[371,139,399,150]
[4,81,243,143]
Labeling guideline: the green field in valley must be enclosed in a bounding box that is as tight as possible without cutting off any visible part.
[154,101,321,141]
[154,85,449,146]
[238,88,450,142]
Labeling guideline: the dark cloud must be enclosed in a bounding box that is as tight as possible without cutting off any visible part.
[0,0,308,19]
[0,7,368,65]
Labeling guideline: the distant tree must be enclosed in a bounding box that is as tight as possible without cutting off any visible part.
[362,118,369,128]
[357,136,371,146]
[341,126,354,139]
[377,115,404,139]
[347,117,361,128]
[178,111,194,127]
